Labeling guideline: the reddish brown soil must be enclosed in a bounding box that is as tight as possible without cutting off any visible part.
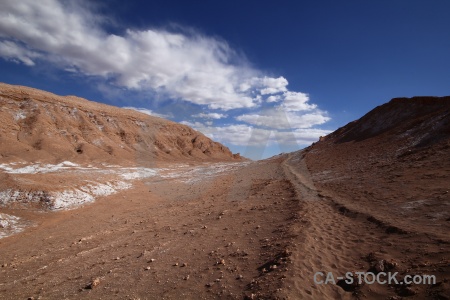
[302,96,450,299]
[0,158,300,300]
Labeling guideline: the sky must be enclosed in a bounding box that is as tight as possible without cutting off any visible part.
[0,1,449,159]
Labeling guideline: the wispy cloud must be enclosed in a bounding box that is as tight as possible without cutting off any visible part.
[0,40,41,66]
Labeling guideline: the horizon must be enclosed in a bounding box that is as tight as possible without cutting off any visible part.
[1,0,449,159]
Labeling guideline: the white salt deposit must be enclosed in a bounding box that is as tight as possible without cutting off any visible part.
[0,161,156,211]
[120,168,159,180]
[0,161,80,174]
[0,213,29,239]
[61,161,79,167]
[13,111,26,121]
[0,181,132,210]
[51,189,94,210]
[0,161,247,212]
[0,161,250,238]
[159,162,251,183]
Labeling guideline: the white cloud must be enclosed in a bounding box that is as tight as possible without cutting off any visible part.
[193,113,227,119]
[122,107,170,119]
[239,76,288,96]
[0,40,40,66]
[236,91,328,130]
[282,91,316,111]
[236,109,329,129]
[266,95,281,103]
[182,122,331,147]
[260,76,288,95]
[239,82,252,92]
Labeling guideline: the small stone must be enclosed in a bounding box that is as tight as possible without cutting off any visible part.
[149,258,155,262]
[114,257,120,260]
[86,277,101,289]
[218,259,225,265]
[385,260,397,270]
[181,262,188,267]
[398,286,416,296]
[237,274,243,280]
[374,260,385,273]
[145,266,151,270]
[184,275,190,280]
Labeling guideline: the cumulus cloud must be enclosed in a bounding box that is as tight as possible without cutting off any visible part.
[193,113,227,119]
[236,109,329,129]
[122,107,171,119]
[182,121,331,147]
[282,91,316,111]
[239,76,288,95]
[235,91,328,135]
[266,95,281,103]
[259,76,289,95]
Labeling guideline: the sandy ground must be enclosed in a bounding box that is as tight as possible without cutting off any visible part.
[1,153,449,299]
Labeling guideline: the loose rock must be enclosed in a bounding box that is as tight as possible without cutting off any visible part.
[86,277,101,289]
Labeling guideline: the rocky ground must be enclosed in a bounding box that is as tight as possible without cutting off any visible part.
[1,149,448,299]
[0,157,299,299]
[299,96,450,299]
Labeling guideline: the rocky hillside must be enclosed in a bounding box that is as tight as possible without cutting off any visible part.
[0,83,241,166]
[304,96,450,239]
[327,96,450,146]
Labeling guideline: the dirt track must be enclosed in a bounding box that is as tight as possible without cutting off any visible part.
[1,153,449,299]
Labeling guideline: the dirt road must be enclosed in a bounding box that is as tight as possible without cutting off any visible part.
[1,153,448,299]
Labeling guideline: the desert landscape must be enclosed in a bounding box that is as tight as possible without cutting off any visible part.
[0,83,449,300]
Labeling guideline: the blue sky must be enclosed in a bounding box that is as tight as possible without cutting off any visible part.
[1,1,449,159]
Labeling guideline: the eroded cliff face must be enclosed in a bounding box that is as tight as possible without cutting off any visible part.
[0,83,240,166]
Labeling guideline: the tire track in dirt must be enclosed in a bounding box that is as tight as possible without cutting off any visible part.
[281,151,371,299]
